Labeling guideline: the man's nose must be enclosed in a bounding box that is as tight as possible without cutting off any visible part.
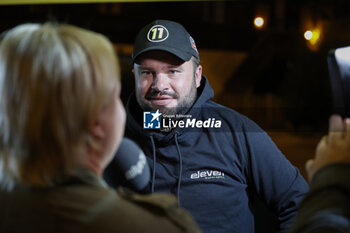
[152,73,169,91]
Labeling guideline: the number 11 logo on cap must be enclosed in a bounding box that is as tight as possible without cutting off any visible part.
[147,25,169,42]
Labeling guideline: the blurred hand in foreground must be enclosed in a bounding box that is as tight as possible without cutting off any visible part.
[306,114,350,182]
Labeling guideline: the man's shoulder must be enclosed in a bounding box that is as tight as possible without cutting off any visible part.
[202,100,243,117]
[201,100,261,131]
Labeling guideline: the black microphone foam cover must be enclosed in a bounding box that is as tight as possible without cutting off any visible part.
[104,138,150,192]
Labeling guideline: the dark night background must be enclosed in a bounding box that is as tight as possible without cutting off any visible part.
[2,0,349,133]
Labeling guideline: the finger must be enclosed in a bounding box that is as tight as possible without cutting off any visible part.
[329,114,344,132]
[329,114,344,143]
[305,159,315,182]
[315,136,327,159]
[305,159,313,173]
[317,135,328,148]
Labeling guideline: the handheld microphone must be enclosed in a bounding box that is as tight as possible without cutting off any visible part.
[103,138,150,192]
[328,46,350,118]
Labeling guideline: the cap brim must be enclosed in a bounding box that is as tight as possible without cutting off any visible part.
[130,45,193,64]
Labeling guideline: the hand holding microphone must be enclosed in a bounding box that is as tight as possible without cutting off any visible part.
[103,138,150,192]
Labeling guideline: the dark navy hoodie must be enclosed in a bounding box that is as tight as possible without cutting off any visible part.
[122,76,309,233]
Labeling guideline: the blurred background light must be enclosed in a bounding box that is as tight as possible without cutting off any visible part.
[254,16,264,28]
[304,30,313,40]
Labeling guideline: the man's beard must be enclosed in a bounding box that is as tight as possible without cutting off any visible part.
[137,78,197,115]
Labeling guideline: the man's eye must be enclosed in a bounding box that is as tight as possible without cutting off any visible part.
[141,71,152,75]
[170,70,179,74]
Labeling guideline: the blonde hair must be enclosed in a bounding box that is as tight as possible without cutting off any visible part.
[0,23,120,189]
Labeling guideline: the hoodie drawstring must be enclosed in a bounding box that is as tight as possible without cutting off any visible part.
[149,133,183,206]
[150,136,156,193]
[174,133,183,206]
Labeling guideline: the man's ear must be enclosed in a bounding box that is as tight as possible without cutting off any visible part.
[195,65,202,88]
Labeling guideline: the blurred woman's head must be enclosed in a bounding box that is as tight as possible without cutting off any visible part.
[0,23,125,189]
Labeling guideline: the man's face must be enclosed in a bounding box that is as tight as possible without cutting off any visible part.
[133,51,202,115]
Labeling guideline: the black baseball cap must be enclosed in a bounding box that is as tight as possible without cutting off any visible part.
[130,19,200,64]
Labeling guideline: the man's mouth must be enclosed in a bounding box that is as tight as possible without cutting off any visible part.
[148,96,174,106]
